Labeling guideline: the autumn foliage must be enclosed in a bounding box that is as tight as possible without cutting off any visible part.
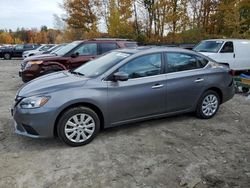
[1,0,250,45]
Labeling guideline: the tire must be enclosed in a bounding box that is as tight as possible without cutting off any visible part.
[242,87,249,93]
[57,107,100,147]
[4,53,11,60]
[196,90,220,119]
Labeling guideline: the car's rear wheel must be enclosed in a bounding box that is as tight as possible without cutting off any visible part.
[4,53,11,60]
[57,107,100,146]
[196,90,220,119]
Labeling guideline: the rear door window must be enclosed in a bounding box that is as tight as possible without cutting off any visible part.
[99,43,118,54]
[165,52,208,73]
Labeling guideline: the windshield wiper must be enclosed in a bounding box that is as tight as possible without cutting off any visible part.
[69,70,85,76]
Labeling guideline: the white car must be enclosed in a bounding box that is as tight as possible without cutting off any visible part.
[193,39,250,71]
[22,44,55,59]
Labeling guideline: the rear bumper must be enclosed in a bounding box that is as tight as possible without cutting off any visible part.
[222,80,235,103]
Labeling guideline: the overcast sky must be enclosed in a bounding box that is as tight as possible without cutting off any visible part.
[0,0,64,31]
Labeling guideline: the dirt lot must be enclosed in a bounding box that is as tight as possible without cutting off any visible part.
[0,59,249,188]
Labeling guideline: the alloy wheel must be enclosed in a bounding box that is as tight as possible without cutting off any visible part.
[64,113,95,143]
[201,94,218,117]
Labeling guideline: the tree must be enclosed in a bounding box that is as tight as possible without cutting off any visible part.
[63,0,100,39]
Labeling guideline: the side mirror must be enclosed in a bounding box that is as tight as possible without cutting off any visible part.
[113,72,129,82]
[71,52,79,58]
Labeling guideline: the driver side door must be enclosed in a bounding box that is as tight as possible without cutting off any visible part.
[107,53,166,126]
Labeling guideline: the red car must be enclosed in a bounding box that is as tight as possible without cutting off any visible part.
[19,39,137,82]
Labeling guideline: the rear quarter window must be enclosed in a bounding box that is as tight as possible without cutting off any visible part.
[165,52,208,73]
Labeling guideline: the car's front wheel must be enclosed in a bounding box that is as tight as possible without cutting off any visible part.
[196,90,220,119]
[57,107,100,146]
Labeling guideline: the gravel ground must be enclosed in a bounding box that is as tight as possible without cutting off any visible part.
[0,59,250,188]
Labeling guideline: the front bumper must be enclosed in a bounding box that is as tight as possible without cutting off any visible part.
[12,105,57,138]
[19,70,36,82]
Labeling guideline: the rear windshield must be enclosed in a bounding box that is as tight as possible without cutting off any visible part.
[193,41,223,53]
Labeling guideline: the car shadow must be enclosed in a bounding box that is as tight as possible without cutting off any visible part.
[2,113,195,153]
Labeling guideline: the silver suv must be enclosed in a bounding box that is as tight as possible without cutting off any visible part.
[12,47,235,146]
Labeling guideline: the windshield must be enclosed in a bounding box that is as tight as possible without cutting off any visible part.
[55,41,81,56]
[193,41,224,53]
[72,51,131,77]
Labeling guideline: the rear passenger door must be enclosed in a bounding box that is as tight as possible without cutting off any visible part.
[165,52,208,112]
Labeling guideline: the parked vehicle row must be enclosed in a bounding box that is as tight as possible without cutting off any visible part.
[19,38,138,82]
[12,46,235,146]
[0,44,40,59]
[22,44,55,59]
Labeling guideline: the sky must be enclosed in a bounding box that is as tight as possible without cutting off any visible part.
[0,0,65,31]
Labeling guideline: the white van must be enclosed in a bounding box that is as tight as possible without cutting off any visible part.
[193,39,250,71]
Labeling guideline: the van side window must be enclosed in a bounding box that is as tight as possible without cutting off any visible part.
[165,52,208,73]
[220,42,234,53]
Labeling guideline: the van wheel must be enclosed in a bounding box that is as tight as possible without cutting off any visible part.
[196,90,220,119]
[57,107,100,147]
[4,53,11,60]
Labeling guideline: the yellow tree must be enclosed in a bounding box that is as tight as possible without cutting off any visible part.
[107,0,134,38]
[63,0,100,39]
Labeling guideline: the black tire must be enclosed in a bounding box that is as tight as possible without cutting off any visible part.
[196,90,220,119]
[57,106,100,147]
[3,53,11,60]
[242,87,249,93]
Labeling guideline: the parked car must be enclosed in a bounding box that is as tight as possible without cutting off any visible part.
[12,47,235,146]
[19,38,137,82]
[22,44,55,59]
[193,39,250,71]
[0,44,40,59]
[41,44,67,55]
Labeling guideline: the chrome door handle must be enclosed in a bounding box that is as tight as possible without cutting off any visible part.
[194,78,204,83]
[152,84,164,89]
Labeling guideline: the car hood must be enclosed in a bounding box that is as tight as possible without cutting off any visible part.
[24,49,38,54]
[198,52,217,57]
[18,71,89,97]
[24,53,58,62]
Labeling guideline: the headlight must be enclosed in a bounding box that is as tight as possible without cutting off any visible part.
[25,60,43,69]
[19,96,50,109]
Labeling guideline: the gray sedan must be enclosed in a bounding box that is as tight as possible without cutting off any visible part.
[12,47,234,146]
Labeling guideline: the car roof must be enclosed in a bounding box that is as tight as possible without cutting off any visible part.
[202,39,250,42]
[116,46,195,54]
